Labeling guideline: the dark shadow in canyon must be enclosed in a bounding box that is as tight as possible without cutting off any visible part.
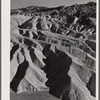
[10,59,29,92]
[42,46,72,99]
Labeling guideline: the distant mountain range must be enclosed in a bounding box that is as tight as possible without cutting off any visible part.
[11,2,96,18]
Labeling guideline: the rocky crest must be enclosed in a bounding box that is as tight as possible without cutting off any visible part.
[10,2,96,100]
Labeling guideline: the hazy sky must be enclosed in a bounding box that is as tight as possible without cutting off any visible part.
[11,0,96,9]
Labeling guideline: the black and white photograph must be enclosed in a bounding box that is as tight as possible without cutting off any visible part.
[9,0,97,100]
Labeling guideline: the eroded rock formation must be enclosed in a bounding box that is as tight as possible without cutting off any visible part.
[10,2,96,100]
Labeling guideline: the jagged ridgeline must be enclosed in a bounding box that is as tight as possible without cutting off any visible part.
[10,2,96,100]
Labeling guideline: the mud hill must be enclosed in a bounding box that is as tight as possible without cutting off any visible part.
[10,2,96,100]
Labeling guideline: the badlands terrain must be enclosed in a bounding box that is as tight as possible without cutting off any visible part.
[10,2,96,100]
